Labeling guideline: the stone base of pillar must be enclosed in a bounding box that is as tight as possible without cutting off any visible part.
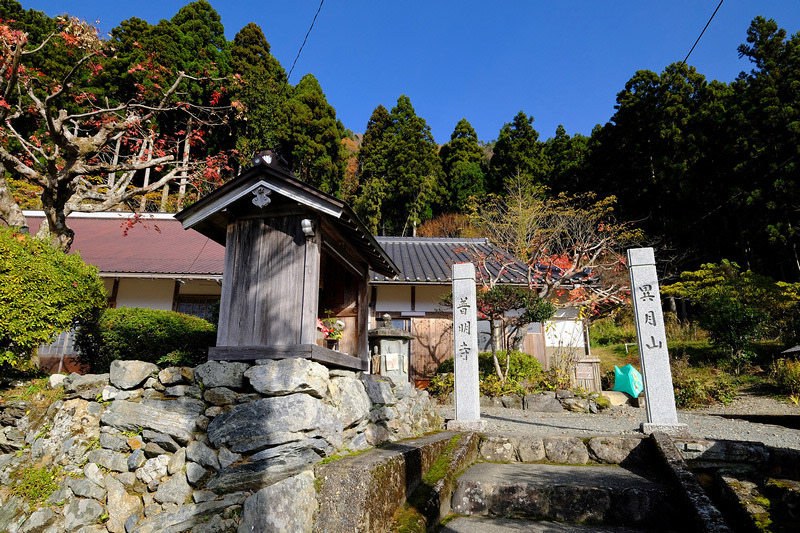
[640,422,689,437]
[446,419,487,432]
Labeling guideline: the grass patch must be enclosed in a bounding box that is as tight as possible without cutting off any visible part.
[11,464,62,506]
[391,435,463,532]
[1,377,64,406]
[318,447,370,465]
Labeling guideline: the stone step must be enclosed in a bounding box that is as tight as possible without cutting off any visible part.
[452,462,687,530]
[442,517,648,532]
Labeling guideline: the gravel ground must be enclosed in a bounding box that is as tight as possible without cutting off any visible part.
[435,390,800,451]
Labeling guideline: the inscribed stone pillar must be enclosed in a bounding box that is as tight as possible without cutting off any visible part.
[447,263,485,431]
[627,248,688,436]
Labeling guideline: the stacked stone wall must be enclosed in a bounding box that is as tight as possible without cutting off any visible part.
[0,359,442,532]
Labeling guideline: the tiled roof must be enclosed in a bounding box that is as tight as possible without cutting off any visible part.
[371,237,530,285]
[24,212,225,278]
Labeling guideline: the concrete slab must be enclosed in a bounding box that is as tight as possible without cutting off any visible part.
[452,462,682,528]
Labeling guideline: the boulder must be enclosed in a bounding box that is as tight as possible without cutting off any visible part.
[524,392,564,412]
[588,437,648,465]
[186,462,210,486]
[238,470,316,532]
[110,360,158,390]
[154,472,192,505]
[68,477,106,501]
[62,498,105,533]
[168,448,186,475]
[206,448,321,493]
[142,430,180,453]
[204,387,238,406]
[518,438,546,462]
[101,399,204,444]
[48,374,67,389]
[87,449,128,473]
[194,361,250,389]
[480,436,517,462]
[562,397,591,413]
[329,376,372,428]
[360,375,396,406]
[105,474,143,533]
[187,440,220,471]
[207,395,343,454]
[19,508,58,533]
[137,455,170,485]
[543,436,589,464]
[64,373,109,400]
[218,447,242,469]
[601,390,632,407]
[129,496,242,533]
[245,359,329,398]
[499,395,523,410]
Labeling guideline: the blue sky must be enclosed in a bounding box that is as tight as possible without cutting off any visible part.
[21,1,800,144]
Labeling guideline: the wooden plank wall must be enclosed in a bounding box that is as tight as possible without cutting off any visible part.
[218,216,307,346]
[411,317,453,381]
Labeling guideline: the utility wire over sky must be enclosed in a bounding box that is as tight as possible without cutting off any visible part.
[682,0,725,65]
[287,0,325,83]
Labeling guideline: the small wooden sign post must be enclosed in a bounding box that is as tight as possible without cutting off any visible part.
[446,263,486,431]
[627,248,688,436]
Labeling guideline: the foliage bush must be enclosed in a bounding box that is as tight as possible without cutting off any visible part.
[76,307,216,372]
[770,358,800,396]
[589,316,636,346]
[670,355,736,409]
[0,227,106,368]
[431,350,545,398]
[11,464,61,506]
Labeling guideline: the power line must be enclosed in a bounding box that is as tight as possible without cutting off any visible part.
[681,0,724,65]
[287,0,326,83]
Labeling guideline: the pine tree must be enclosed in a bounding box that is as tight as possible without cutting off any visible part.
[355,96,444,235]
[489,111,549,195]
[275,74,346,194]
[230,23,288,162]
[439,119,486,211]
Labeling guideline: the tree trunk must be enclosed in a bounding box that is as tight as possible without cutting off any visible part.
[0,175,28,231]
[490,319,504,381]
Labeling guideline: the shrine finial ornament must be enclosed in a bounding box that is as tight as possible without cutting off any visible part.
[252,186,272,208]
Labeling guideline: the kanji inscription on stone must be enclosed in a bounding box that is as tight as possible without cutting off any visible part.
[627,248,687,436]
[452,263,480,421]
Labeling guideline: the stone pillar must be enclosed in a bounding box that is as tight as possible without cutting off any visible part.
[627,248,688,436]
[447,263,486,432]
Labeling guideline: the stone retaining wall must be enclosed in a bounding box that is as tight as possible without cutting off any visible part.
[0,359,442,533]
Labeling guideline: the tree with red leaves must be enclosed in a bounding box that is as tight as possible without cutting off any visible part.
[468,178,642,316]
[0,15,234,251]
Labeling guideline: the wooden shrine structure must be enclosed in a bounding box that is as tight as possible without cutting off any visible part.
[175,151,398,371]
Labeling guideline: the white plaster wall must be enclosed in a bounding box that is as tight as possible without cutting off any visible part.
[181,280,222,296]
[115,279,175,310]
[415,285,449,312]
[544,318,585,348]
[375,286,412,312]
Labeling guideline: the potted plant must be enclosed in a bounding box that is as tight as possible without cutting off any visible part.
[317,310,345,351]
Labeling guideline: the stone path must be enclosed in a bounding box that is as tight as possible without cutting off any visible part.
[436,392,800,451]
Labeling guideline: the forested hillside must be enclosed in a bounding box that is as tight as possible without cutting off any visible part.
[0,1,797,282]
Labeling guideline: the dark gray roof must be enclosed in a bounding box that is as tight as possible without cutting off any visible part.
[371,237,530,285]
[175,151,398,278]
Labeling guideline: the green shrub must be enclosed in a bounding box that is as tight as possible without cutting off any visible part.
[770,358,800,396]
[432,350,544,398]
[11,464,61,505]
[589,316,636,346]
[76,307,216,372]
[0,227,106,368]
[670,355,736,408]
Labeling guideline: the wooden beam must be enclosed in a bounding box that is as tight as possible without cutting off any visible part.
[208,344,368,371]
